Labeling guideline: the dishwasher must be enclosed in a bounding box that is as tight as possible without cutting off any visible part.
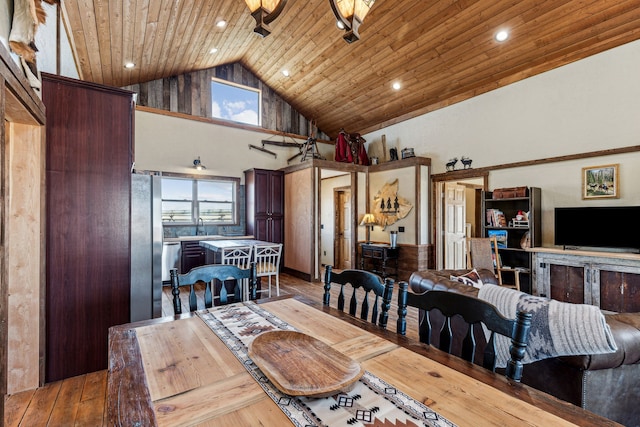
[162,241,181,284]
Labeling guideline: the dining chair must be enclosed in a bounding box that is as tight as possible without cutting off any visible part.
[396,283,532,381]
[220,245,253,300]
[253,243,283,298]
[323,266,394,328]
[169,263,257,315]
[467,236,521,291]
[220,246,252,268]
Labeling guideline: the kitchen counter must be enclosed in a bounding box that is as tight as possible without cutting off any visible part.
[163,235,255,243]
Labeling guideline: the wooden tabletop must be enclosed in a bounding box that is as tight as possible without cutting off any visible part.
[198,239,274,252]
[107,296,620,426]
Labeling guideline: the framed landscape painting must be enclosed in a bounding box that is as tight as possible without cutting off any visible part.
[582,164,619,199]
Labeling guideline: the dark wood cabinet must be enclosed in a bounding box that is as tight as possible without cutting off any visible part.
[181,241,206,273]
[360,243,399,279]
[245,169,284,244]
[548,264,585,303]
[43,74,133,382]
[533,249,640,312]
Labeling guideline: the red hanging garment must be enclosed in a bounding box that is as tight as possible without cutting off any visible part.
[357,137,370,165]
[335,131,352,162]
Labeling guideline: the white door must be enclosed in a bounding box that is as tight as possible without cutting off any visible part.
[444,182,467,269]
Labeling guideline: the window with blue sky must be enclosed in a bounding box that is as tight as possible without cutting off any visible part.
[211,78,261,126]
[161,176,238,224]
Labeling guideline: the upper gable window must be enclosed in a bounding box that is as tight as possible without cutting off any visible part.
[211,78,261,126]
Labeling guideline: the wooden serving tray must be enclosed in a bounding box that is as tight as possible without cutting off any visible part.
[248,330,364,397]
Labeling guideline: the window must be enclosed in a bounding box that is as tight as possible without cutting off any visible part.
[162,175,239,225]
[211,78,261,126]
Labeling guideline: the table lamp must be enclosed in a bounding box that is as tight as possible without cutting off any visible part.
[360,213,377,244]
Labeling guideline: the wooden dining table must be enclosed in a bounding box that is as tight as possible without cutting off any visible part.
[199,239,273,264]
[107,296,620,426]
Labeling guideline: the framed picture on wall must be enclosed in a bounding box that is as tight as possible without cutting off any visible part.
[582,164,619,199]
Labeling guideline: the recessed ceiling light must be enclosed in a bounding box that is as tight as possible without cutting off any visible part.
[282,69,290,77]
[392,82,401,90]
[495,30,509,42]
[336,20,345,30]
[216,20,227,28]
[124,62,135,69]
[210,48,218,54]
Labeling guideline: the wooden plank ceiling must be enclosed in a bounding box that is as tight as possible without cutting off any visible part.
[61,0,640,138]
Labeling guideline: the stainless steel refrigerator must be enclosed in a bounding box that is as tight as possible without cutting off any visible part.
[130,172,163,321]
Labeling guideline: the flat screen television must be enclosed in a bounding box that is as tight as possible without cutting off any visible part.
[554,206,640,253]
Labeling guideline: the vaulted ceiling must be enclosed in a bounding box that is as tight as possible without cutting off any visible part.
[62,0,640,138]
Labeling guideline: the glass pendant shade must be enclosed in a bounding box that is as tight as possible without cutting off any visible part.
[244,0,287,37]
[330,0,376,43]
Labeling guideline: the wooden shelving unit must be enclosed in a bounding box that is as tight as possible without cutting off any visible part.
[481,187,541,293]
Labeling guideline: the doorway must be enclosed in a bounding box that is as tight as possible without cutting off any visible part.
[435,176,485,270]
[334,187,352,269]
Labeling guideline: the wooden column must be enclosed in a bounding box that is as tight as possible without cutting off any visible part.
[0,40,47,409]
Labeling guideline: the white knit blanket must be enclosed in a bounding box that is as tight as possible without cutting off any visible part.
[477,285,617,368]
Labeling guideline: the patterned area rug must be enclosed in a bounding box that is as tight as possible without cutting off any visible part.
[197,302,457,427]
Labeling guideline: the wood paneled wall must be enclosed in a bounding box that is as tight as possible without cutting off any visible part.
[284,168,314,279]
[123,62,329,140]
[397,244,435,282]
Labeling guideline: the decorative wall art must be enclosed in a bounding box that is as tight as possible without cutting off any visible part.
[372,179,413,229]
[582,164,619,199]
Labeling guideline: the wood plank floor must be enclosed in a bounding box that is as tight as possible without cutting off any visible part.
[4,272,418,426]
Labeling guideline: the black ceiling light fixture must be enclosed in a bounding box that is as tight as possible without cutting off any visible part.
[244,0,288,37]
[193,156,206,170]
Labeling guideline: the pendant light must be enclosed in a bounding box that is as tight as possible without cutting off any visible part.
[329,0,376,43]
[244,0,288,37]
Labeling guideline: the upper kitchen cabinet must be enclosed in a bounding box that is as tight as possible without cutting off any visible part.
[42,74,133,382]
[245,169,284,244]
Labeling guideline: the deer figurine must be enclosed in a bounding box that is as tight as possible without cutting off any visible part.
[461,156,473,169]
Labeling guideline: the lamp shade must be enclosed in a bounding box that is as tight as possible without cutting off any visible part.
[244,0,287,37]
[360,213,377,227]
[330,0,376,43]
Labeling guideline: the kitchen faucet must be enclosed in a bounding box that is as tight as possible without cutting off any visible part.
[196,217,205,235]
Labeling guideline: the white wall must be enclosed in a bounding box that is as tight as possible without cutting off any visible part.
[35,2,79,78]
[365,39,640,247]
[0,0,11,50]
[134,110,309,181]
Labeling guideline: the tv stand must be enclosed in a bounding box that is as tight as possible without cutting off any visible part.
[531,247,640,312]
[562,245,640,254]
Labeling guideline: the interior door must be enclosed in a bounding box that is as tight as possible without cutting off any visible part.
[335,189,352,269]
[444,182,467,269]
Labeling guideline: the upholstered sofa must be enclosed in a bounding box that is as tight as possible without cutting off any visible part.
[408,269,640,427]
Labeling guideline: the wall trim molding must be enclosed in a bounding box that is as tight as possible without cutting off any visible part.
[431,145,640,182]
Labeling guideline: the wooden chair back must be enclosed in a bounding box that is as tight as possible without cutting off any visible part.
[397,283,532,381]
[467,237,497,272]
[169,263,257,315]
[467,237,521,291]
[323,266,394,328]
